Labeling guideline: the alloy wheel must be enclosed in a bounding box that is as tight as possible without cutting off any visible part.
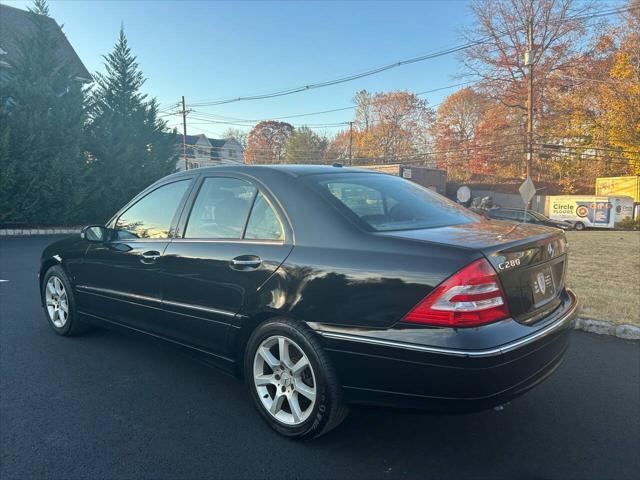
[45,276,69,328]
[253,335,316,426]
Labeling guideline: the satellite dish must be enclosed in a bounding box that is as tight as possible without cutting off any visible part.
[457,186,471,203]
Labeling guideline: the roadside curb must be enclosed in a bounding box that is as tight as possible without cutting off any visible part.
[0,228,81,236]
[575,318,640,341]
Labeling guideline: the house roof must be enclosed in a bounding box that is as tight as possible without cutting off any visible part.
[178,134,242,159]
[0,4,91,81]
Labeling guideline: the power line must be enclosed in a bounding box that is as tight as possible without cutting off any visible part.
[179,76,521,130]
[168,7,635,129]
[197,80,481,121]
[186,114,350,129]
[168,5,640,159]
[536,143,640,157]
[183,80,484,125]
[184,5,637,108]
[187,44,479,108]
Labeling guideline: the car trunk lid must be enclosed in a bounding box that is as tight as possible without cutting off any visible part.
[377,220,568,324]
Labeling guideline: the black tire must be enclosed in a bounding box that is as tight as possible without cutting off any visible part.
[574,222,585,231]
[41,265,90,336]
[244,317,349,440]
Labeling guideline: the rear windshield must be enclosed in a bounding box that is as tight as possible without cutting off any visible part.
[309,172,479,231]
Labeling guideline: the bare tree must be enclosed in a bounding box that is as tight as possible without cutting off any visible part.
[461,0,599,111]
[222,128,248,150]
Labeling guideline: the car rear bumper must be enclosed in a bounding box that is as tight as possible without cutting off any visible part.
[313,289,578,411]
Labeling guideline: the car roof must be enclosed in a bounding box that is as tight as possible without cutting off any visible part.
[163,164,382,182]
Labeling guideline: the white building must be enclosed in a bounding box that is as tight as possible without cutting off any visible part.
[176,134,244,171]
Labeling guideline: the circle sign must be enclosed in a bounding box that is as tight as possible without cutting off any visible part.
[576,205,589,218]
[456,186,471,203]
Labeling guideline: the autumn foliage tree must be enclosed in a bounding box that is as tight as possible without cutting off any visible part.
[324,130,352,163]
[604,5,640,163]
[539,0,640,188]
[244,121,294,164]
[284,126,328,163]
[327,90,433,164]
[460,0,600,182]
[432,88,492,180]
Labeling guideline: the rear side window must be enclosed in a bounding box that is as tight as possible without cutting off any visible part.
[496,210,525,221]
[311,173,478,231]
[245,193,284,240]
[115,180,190,239]
[185,177,256,239]
[489,210,515,220]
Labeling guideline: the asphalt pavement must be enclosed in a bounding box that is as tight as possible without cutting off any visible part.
[1,236,639,479]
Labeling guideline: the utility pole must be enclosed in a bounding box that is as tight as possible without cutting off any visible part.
[180,96,189,170]
[348,121,353,166]
[525,16,534,180]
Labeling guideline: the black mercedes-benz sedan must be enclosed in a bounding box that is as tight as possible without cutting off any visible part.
[39,165,578,439]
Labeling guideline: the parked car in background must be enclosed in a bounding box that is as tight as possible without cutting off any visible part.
[486,207,574,230]
[39,165,578,439]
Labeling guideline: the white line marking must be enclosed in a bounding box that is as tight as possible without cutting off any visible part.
[0,279,9,283]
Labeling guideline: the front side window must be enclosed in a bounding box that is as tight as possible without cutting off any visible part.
[115,180,190,239]
[245,193,284,240]
[311,173,478,231]
[185,177,256,239]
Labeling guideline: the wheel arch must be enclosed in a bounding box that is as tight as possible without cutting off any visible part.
[39,257,62,303]
[233,311,309,378]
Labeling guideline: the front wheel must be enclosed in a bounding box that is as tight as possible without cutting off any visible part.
[41,265,90,336]
[244,318,348,439]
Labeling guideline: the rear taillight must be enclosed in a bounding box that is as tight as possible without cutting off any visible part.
[402,258,510,327]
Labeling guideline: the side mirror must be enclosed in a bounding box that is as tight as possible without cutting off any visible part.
[80,225,113,242]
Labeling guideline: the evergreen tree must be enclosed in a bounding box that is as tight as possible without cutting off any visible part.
[85,28,177,222]
[0,0,87,225]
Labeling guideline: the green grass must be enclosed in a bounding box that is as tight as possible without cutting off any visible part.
[565,231,640,326]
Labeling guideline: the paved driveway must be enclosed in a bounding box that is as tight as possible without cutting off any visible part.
[1,236,639,479]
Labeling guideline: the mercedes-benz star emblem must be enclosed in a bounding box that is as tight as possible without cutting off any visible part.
[536,272,546,294]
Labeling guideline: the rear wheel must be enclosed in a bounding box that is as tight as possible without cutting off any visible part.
[574,221,585,231]
[244,318,348,439]
[42,265,90,336]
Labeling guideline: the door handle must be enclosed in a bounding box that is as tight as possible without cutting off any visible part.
[230,256,262,270]
[141,250,161,264]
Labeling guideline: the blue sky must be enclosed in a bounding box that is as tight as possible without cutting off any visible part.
[2,0,618,138]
